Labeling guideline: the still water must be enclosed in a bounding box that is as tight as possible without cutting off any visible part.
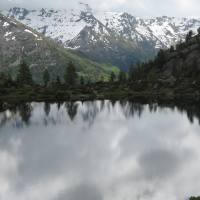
[0,101,200,200]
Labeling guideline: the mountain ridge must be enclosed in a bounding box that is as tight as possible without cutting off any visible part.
[0,13,119,83]
[2,3,200,69]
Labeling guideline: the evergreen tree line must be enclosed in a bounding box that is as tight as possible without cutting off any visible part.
[0,60,138,88]
[1,61,82,87]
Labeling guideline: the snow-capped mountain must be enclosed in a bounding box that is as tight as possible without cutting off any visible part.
[2,3,200,69]
[0,13,118,82]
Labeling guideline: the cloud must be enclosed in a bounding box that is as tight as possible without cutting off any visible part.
[0,0,200,17]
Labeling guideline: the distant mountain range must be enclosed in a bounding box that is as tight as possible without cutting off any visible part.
[2,3,200,70]
[0,13,118,83]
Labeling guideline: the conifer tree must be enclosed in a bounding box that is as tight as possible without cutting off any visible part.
[43,69,50,86]
[198,27,200,35]
[110,72,116,82]
[156,49,166,69]
[186,30,193,42]
[170,45,175,52]
[64,61,77,86]
[56,76,61,85]
[17,61,33,86]
[0,73,8,87]
[118,70,127,82]
[128,65,135,82]
[80,76,84,85]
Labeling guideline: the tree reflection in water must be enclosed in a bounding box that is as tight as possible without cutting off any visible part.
[65,102,79,121]
[1,101,200,127]
[18,103,33,125]
[44,102,51,117]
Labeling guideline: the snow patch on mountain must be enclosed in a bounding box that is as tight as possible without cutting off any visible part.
[3,21,9,27]
[24,29,38,37]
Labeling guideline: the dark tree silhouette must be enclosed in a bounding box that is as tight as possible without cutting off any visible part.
[56,76,61,85]
[198,27,200,35]
[110,72,116,82]
[65,102,78,121]
[118,70,127,82]
[64,62,77,86]
[43,69,50,86]
[18,103,32,125]
[186,30,193,42]
[17,61,33,86]
[156,49,166,69]
[44,102,51,116]
[80,76,85,85]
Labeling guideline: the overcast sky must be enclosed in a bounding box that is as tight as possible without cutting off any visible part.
[1,0,200,17]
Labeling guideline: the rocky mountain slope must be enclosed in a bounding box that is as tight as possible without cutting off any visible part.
[131,32,200,98]
[146,34,200,81]
[0,13,118,83]
[2,3,200,70]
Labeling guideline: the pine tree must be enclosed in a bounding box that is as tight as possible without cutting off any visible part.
[80,76,84,85]
[110,72,116,82]
[64,62,77,86]
[17,61,33,86]
[56,76,61,85]
[128,65,135,82]
[156,49,166,69]
[0,73,8,87]
[170,45,175,52]
[118,70,127,82]
[87,78,91,85]
[43,69,50,86]
[198,27,200,35]
[186,30,193,42]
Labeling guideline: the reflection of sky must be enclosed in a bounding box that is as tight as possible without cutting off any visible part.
[0,101,200,200]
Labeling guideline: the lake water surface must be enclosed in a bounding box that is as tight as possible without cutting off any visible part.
[0,101,200,200]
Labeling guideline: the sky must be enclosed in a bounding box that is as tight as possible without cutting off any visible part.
[0,0,200,17]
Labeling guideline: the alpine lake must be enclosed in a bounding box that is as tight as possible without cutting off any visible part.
[0,100,200,200]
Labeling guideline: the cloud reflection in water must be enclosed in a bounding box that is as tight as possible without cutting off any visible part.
[0,101,200,200]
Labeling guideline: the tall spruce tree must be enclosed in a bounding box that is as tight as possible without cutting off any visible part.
[80,76,85,85]
[64,62,77,86]
[156,49,166,69]
[56,76,61,85]
[186,30,193,42]
[198,27,200,35]
[43,69,50,86]
[110,72,116,82]
[118,70,127,82]
[128,65,135,82]
[17,61,33,86]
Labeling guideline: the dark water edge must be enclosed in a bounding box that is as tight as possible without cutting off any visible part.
[0,92,200,112]
[0,91,200,110]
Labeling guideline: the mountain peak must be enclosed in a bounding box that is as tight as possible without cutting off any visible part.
[79,2,93,14]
